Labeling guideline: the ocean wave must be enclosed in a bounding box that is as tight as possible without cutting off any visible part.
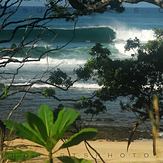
[0,26,156,66]
[33,83,101,89]
[12,82,101,89]
[2,57,86,71]
[114,27,155,42]
[0,27,116,43]
[112,27,155,57]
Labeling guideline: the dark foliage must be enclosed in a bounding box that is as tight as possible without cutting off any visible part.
[76,32,163,120]
[49,68,73,87]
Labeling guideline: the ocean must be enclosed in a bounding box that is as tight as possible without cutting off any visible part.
[0,6,163,133]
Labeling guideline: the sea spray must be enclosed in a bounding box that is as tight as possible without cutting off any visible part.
[112,26,155,58]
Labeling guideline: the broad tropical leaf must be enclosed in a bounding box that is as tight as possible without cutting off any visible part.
[5,121,46,146]
[3,150,41,162]
[44,136,58,152]
[60,128,97,149]
[57,156,92,163]
[38,104,54,136]
[51,108,79,140]
[26,112,48,141]
[5,106,96,163]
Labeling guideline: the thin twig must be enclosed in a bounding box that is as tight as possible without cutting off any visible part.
[84,140,105,163]
[7,86,31,120]
[84,140,98,163]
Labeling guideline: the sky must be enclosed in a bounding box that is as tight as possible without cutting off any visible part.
[124,2,158,7]
[21,0,158,8]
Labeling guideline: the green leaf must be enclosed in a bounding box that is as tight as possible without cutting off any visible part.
[60,128,97,149]
[44,136,58,152]
[5,120,45,147]
[23,122,47,146]
[42,88,55,97]
[3,150,41,162]
[51,108,79,140]
[57,156,92,163]
[0,86,9,99]
[38,104,54,136]
[26,112,48,141]
[37,104,58,152]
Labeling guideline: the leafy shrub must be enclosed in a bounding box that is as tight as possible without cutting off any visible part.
[4,104,97,163]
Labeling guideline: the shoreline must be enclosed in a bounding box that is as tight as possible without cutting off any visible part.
[85,125,152,141]
[4,125,152,142]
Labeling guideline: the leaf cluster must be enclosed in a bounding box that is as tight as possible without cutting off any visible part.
[4,104,97,162]
[124,37,140,52]
[42,88,56,97]
[75,98,106,116]
[49,68,73,87]
[77,34,163,118]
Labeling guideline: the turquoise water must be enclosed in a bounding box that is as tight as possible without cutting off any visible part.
[1,7,161,85]
[0,6,163,129]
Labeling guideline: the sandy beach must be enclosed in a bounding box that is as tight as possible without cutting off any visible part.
[4,138,163,163]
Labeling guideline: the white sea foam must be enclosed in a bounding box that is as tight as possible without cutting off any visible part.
[12,82,101,89]
[115,27,155,42]
[25,57,86,66]
[113,26,155,58]
[73,83,101,89]
[3,57,86,70]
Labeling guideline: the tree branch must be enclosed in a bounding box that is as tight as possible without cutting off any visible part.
[68,0,163,12]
